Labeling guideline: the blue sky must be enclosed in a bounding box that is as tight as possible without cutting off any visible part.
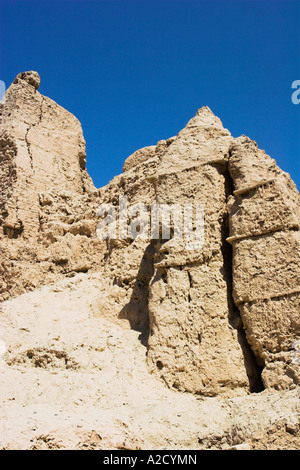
[1,0,299,189]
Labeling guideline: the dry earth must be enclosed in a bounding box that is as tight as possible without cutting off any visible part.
[1,273,299,450]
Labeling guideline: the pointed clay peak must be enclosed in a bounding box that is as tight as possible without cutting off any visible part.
[195,105,218,117]
[13,71,41,91]
[184,106,230,135]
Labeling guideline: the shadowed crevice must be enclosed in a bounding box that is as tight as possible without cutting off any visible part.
[222,165,265,393]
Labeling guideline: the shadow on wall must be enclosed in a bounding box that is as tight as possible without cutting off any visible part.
[118,240,157,347]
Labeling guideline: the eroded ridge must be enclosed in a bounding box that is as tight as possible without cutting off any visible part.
[1,72,299,399]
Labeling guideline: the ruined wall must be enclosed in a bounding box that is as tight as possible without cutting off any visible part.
[0,72,104,300]
[1,72,299,396]
[227,137,300,390]
[146,109,252,396]
[0,71,94,237]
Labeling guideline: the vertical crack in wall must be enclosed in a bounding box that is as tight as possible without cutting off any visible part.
[222,165,265,393]
[25,125,34,171]
[24,96,44,173]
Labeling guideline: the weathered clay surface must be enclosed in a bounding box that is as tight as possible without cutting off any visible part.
[146,111,252,397]
[1,276,299,450]
[0,72,299,449]
[228,136,300,390]
[0,72,104,301]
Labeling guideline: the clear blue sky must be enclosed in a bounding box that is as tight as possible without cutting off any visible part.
[1,0,299,189]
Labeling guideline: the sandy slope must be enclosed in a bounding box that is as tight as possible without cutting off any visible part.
[0,273,299,450]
